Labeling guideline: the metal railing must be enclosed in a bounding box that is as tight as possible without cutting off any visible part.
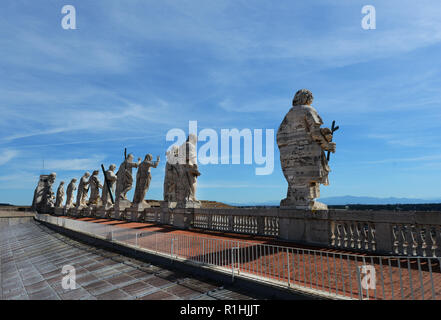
[35,213,441,300]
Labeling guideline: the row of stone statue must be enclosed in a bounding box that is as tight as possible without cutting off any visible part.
[32,135,202,213]
[33,89,337,212]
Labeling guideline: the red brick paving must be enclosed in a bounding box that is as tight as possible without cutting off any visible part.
[61,216,441,300]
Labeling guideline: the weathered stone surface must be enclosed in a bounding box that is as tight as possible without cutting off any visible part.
[163,135,201,208]
[31,173,57,213]
[132,154,160,210]
[114,153,140,216]
[65,178,77,210]
[76,172,90,209]
[88,170,103,207]
[101,164,117,209]
[277,89,336,210]
[115,154,140,202]
[54,181,65,208]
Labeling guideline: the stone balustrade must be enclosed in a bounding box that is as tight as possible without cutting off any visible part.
[191,208,279,236]
[53,204,441,257]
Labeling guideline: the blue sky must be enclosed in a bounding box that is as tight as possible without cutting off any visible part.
[1,0,441,205]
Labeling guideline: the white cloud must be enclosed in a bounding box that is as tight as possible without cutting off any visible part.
[43,155,106,171]
[0,149,19,166]
[0,100,177,143]
[364,154,441,165]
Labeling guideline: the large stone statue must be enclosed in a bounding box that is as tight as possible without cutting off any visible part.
[88,170,103,206]
[32,175,47,211]
[277,89,336,210]
[54,181,65,208]
[164,135,201,208]
[164,146,179,202]
[65,178,77,209]
[115,153,141,211]
[133,154,160,210]
[102,164,117,208]
[182,163,201,203]
[31,172,57,213]
[76,172,90,209]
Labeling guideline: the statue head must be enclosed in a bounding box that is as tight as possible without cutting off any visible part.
[292,89,313,106]
[71,178,77,183]
[127,153,134,161]
[92,170,99,176]
[109,164,116,171]
[60,181,65,185]
[49,172,56,183]
[145,154,153,161]
[84,172,90,178]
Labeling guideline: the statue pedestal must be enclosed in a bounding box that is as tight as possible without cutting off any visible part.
[125,208,140,222]
[98,204,114,219]
[113,200,131,220]
[82,207,92,217]
[96,208,106,218]
[64,206,75,216]
[278,209,330,246]
[54,207,65,216]
[132,200,151,211]
[280,200,328,211]
[176,201,201,209]
[171,208,194,229]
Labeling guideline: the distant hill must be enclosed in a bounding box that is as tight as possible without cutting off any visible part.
[320,196,441,205]
[228,196,441,207]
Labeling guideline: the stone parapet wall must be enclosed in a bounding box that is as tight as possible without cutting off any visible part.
[54,204,441,257]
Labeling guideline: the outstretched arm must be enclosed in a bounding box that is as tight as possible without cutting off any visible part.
[305,111,336,153]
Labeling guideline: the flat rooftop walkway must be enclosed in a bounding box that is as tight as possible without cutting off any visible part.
[60,216,441,300]
[0,221,265,300]
[62,216,349,252]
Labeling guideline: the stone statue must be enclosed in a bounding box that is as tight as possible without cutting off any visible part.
[44,173,57,209]
[32,176,47,211]
[164,135,201,208]
[102,164,117,208]
[115,153,141,201]
[182,163,201,202]
[65,178,77,209]
[76,172,90,208]
[115,153,141,213]
[164,146,179,202]
[133,154,160,210]
[54,181,65,208]
[32,172,57,213]
[277,89,336,210]
[88,170,103,206]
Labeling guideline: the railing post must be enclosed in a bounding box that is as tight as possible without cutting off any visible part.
[171,238,174,261]
[231,246,235,282]
[135,232,138,247]
[237,243,240,275]
[355,260,363,300]
[287,249,291,287]
[202,239,205,264]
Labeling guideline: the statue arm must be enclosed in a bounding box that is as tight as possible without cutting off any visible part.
[305,111,335,152]
[128,161,140,169]
[154,156,160,168]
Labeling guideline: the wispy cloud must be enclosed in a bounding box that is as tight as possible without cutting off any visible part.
[42,155,107,171]
[364,154,441,165]
[0,149,19,166]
